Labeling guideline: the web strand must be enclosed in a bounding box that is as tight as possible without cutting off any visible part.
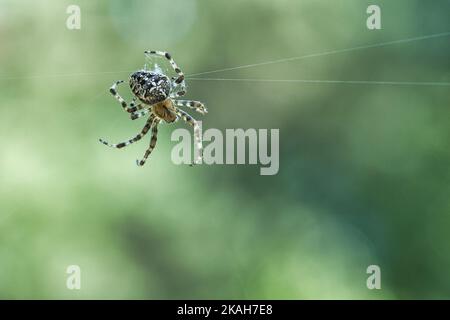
[0,31,448,81]
[187,78,450,87]
[186,31,450,77]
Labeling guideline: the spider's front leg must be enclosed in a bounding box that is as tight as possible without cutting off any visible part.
[174,100,207,115]
[136,119,160,166]
[110,80,146,114]
[145,50,187,97]
[176,109,203,165]
[170,78,187,98]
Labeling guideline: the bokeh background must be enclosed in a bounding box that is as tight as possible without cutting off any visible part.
[0,0,449,299]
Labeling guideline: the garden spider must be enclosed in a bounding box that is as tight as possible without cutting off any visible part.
[99,51,207,166]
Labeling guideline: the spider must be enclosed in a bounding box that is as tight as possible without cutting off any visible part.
[99,51,207,166]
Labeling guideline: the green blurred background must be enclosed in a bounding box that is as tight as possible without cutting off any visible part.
[0,0,449,299]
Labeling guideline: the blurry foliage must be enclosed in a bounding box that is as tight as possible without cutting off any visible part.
[0,0,449,299]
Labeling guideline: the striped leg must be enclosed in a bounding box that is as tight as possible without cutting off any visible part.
[136,119,160,166]
[177,109,203,164]
[170,87,186,98]
[174,100,207,115]
[144,50,186,96]
[99,114,156,149]
[144,51,185,85]
[128,98,146,113]
[130,109,151,120]
[110,81,146,113]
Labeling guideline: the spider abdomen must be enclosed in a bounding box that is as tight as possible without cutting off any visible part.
[129,70,171,105]
[153,99,177,123]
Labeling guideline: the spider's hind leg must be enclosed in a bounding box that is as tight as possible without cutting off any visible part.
[136,119,160,166]
[99,114,156,149]
[177,109,203,165]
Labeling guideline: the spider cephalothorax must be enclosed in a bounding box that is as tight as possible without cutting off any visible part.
[99,51,207,166]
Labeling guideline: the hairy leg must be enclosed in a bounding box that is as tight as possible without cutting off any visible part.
[174,100,207,115]
[144,50,187,97]
[110,81,146,113]
[99,114,156,149]
[177,109,202,164]
[136,119,160,166]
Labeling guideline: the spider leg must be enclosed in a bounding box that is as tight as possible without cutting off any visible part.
[130,109,151,120]
[136,119,160,166]
[174,100,207,115]
[144,51,187,97]
[170,87,187,98]
[129,98,147,113]
[170,78,187,98]
[176,109,203,165]
[144,51,185,85]
[110,81,146,113]
[99,114,156,149]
